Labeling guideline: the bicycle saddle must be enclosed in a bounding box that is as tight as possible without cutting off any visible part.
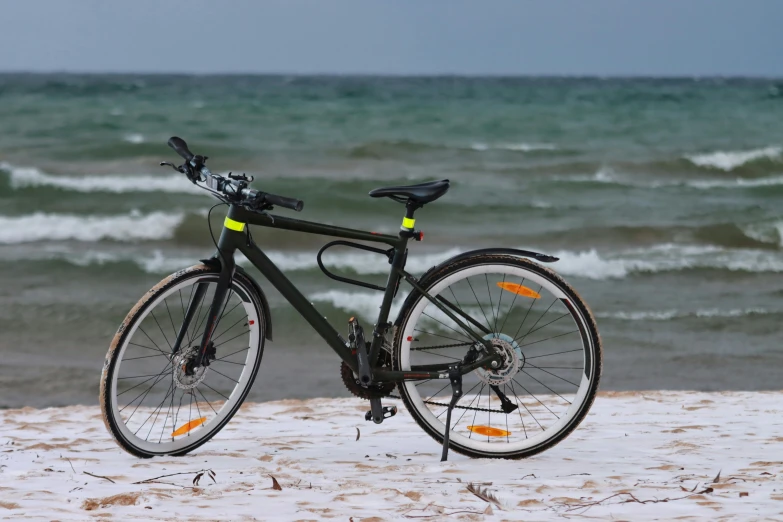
[368,179,450,204]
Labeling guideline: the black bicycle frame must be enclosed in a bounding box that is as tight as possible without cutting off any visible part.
[174,204,502,384]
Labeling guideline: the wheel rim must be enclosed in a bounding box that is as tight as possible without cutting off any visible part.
[400,263,594,454]
[109,274,261,454]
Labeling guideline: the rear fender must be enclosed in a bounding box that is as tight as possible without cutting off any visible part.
[394,248,558,326]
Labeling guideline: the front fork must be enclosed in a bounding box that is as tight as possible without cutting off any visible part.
[171,232,237,368]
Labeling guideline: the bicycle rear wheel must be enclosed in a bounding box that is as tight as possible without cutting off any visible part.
[393,253,601,459]
[100,264,267,458]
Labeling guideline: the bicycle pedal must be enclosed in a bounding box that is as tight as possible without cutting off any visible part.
[365,405,397,424]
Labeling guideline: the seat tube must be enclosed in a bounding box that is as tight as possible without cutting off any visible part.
[369,235,409,365]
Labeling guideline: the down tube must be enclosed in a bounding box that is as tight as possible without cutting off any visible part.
[238,242,357,368]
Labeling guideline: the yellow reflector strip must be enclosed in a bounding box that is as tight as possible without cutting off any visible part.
[401,217,415,229]
[467,425,511,437]
[496,282,541,299]
[172,417,207,437]
[224,217,246,232]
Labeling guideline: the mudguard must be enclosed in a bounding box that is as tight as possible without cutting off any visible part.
[394,248,558,327]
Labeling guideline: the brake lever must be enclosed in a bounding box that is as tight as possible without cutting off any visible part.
[159,161,183,172]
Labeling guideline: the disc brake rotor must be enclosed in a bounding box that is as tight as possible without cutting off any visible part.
[173,346,209,390]
[475,333,524,386]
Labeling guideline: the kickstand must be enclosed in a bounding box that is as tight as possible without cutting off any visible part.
[440,366,463,462]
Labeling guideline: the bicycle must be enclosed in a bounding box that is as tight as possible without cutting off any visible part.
[100,137,602,461]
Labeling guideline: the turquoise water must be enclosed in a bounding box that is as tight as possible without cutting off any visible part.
[2,74,783,406]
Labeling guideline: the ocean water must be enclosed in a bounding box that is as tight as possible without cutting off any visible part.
[1,74,783,407]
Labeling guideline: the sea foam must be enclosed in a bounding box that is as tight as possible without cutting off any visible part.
[685,146,782,171]
[0,211,184,243]
[1,162,205,195]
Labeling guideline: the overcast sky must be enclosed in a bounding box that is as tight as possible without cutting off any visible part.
[1,0,781,76]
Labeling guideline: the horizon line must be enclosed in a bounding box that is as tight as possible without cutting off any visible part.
[0,70,782,80]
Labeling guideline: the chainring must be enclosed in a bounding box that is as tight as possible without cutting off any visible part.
[340,360,396,400]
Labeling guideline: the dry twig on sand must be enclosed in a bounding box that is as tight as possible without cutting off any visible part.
[83,471,115,484]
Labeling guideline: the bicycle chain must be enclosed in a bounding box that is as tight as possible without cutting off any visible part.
[410,342,474,351]
[386,394,505,414]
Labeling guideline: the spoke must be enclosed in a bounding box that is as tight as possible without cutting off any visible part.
[202,380,230,401]
[137,326,165,355]
[499,277,525,334]
[425,381,452,403]
[209,367,240,384]
[212,359,245,366]
[214,346,250,361]
[533,366,584,369]
[512,377,559,420]
[150,310,173,350]
[413,329,467,344]
[514,312,571,344]
[486,381,491,443]
[421,311,472,341]
[511,285,542,340]
[508,380,530,435]
[188,388,193,436]
[193,390,203,428]
[414,379,433,387]
[495,274,505,333]
[145,380,175,441]
[518,330,579,349]
[211,311,245,344]
[164,299,178,346]
[196,387,219,414]
[117,363,172,397]
[213,330,250,349]
[465,277,492,332]
[118,372,172,380]
[173,391,186,438]
[122,369,171,422]
[136,379,175,437]
[519,369,573,403]
[525,364,580,388]
[451,381,484,428]
[526,348,583,360]
[161,376,177,442]
[484,274,497,333]
[468,383,485,439]
[123,353,169,361]
[516,296,555,344]
[209,290,235,344]
[128,341,167,355]
[188,288,211,348]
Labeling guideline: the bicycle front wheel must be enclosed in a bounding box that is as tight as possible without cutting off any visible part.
[393,253,601,459]
[100,264,267,458]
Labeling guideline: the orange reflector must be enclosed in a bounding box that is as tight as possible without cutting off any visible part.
[171,417,207,437]
[467,425,511,437]
[496,282,540,299]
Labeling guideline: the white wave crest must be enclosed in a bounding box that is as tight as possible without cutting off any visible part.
[551,243,783,280]
[685,146,782,171]
[1,162,204,195]
[309,290,406,321]
[682,175,783,189]
[470,142,557,152]
[0,211,185,244]
[740,221,783,246]
[123,133,145,144]
[597,308,775,321]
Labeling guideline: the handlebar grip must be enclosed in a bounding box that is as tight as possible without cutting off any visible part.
[168,136,194,162]
[264,193,304,212]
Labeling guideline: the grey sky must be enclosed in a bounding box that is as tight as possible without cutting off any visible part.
[1,0,781,76]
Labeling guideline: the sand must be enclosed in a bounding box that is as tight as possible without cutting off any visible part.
[1,391,782,521]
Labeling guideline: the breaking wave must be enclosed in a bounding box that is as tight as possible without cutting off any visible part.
[684,146,782,171]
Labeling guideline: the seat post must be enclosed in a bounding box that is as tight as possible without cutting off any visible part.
[400,199,421,234]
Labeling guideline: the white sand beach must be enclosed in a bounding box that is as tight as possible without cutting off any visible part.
[1,391,782,521]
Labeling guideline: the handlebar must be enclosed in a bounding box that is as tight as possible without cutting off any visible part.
[165,136,304,212]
